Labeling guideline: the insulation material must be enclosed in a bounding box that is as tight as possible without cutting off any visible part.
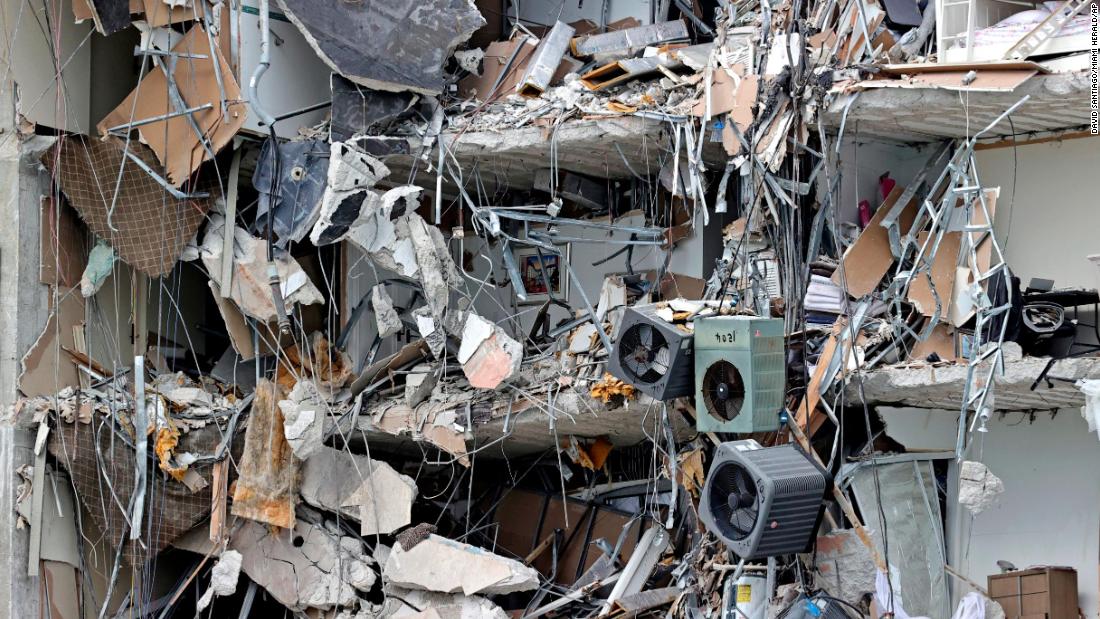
[231,379,299,529]
[847,460,951,618]
[97,25,247,187]
[48,135,216,277]
[908,231,962,317]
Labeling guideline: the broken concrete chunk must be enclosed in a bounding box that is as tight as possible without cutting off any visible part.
[408,213,455,321]
[200,215,325,323]
[275,0,484,95]
[196,550,242,611]
[79,240,116,298]
[958,460,1004,515]
[383,588,509,619]
[457,313,495,365]
[300,446,378,522]
[311,142,389,246]
[162,387,214,408]
[373,285,403,339]
[457,313,523,389]
[404,364,438,408]
[384,534,539,596]
[413,306,446,358]
[279,381,326,460]
[177,515,366,612]
[462,331,523,390]
[342,461,418,535]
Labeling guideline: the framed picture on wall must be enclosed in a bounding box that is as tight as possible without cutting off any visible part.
[514,244,570,304]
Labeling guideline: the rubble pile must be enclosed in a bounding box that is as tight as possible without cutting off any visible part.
[4,0,1098,616]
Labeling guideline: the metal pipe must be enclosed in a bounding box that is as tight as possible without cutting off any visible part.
[247,0,276,128]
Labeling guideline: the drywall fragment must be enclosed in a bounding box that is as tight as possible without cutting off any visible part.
[279,381,326,460]
[343,461,418,535]
[458,314,522,389]
[275,0,484,95]
[200,215,324,323]
[79,240,115,298]
[373,285,403,338]
[458,35,537,102]
[97,25,247,187]
[404,364,437,408]
[196,550,242,611]
[253,139,330,244]
[39,197,87,289]
[384,534,539,596]
[958,460,1004,515]
[832,185,918,298]
[231,380,298,529]
[19,293,84,398]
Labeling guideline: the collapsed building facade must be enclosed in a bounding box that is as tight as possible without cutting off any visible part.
[0,0,1098,616]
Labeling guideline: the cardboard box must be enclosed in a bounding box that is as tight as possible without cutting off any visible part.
[989,567,1079,619]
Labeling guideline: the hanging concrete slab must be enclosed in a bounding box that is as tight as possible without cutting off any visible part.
[274,0,485,95]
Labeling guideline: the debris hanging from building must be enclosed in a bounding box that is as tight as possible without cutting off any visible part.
[2,0,1099,616]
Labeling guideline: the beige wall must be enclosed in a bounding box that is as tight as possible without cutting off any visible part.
[979,136,1100,290]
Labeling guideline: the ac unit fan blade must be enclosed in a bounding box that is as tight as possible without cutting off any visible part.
[702,360,745,421]
[707,462,759,540]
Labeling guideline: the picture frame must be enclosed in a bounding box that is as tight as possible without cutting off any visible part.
[514,244,570,304]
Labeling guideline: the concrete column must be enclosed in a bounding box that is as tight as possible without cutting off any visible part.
[0,17,56,617]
